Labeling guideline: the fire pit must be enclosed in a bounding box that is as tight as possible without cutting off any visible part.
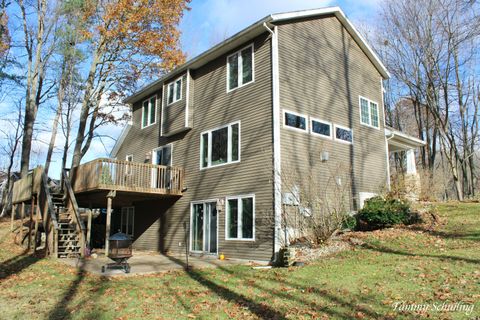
[101,232,132,273]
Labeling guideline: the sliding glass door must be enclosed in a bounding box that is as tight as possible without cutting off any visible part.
[191,201,217,254]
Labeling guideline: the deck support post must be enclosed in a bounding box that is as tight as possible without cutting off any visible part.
[86,205,92,249]
[28,196,34,251]
[33,197,40,253]
[105,191,116,255]
[20,202,25,241]
[10,204,16,231]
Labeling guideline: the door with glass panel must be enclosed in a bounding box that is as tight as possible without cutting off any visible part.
[151,145,172,188]
[191,201,218,254]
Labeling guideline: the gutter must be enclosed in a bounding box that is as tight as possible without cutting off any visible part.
[263,22,282,263]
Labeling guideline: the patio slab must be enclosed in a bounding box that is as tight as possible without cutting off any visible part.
[60,251,269,276]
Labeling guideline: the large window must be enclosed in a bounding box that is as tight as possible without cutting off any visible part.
[167,77,182,105]
[359,96,379,128]
[283,110,307,132]
[227,44,254,91]
[335,125,353,144]
[153,144,172,166]
[200,122,240,169]
[310,118,332,139]
[226,195,254,240]
[142,96,156,128]
[120,207,134,237]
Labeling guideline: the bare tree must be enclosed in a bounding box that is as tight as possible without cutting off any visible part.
[379,0,480,200]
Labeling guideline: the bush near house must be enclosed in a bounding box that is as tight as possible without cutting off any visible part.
[356,196,418,230]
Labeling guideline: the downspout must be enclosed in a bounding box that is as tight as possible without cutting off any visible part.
[381,79,392,190]
[264,22,282,263]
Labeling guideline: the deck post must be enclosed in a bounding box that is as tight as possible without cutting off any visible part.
[105,191,116,255]
[86,207,92,249]
[20,202,25,241]
[33,197,40,252]
[10,204,16,231]
[28,196,34,251]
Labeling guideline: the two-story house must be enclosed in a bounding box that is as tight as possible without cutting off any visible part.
[107,7,424,262]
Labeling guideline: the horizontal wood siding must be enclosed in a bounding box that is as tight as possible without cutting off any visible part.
[116,33,274,261]
[278,16,388,209]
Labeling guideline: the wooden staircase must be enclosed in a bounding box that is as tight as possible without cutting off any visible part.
[51,192,82,258]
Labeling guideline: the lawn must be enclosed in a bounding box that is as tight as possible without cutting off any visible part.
[0,203,479,319]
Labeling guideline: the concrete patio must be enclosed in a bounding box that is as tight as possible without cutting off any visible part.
[60,251,269,276]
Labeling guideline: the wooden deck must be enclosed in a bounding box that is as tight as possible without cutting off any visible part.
[70,158,185,197]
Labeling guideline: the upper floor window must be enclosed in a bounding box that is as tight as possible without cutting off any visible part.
[142,96,156,128]
[359,96,379,128]
[310,118,332,139]
[335,125,353,144]
[153,144,172,166]
[201,122,240,169]
[283,110,307,132]
[167,77,182,105]
[227,44,254,91]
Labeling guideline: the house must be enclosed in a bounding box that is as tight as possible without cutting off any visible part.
[10,7,422,261]
[103,7,425,262]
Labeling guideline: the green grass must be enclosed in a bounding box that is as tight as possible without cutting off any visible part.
[1,203,479,319]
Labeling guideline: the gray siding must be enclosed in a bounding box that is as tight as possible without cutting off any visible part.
[115,33,274,260]
[277,16,388,209]
[162,74,189,136]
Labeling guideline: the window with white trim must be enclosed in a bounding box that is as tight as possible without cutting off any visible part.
[335,125,353,144]
[120,207,134,237]
[310,118,332,138]
[200,122,240,169]
[167,77,182,105]
[141,96,156,128]
[227,44,254,91]
[284,111,307,132]
[360,96,379,128]
[226,195,254,240]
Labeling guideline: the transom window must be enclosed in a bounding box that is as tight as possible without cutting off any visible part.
[142,96,156,128]
[201,122,240,169]
[167,77,182,105]
[359,96,379,128]
[335,125,353,144]
[284,110,307,132]
[310,118,332,139]
[227,44,254,91]
[226,195,255,240]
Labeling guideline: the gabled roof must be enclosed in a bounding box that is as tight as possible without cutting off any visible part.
[124,6,390,105]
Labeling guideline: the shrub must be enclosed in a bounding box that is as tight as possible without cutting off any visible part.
[342,215,357,230]
[357,196,415,230]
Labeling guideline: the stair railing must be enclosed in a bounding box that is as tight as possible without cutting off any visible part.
[37,169,59,257]
[62,169,86,257]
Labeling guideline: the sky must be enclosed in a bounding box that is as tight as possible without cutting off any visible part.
[1,0,383,179]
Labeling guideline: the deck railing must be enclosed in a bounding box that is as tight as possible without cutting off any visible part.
[71,158,184,195]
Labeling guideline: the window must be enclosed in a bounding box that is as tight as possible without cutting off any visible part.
[335,125,353,144]
[141,96,156,128]
[226,195,254,240]
[359,96,379,128]
[310,118,332,139]
[120,207,134,237]
[167,77,182,105]
[153,145,172,166]
[200,122,240,169]
[283,110,307,132]
[227,44,254,91]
